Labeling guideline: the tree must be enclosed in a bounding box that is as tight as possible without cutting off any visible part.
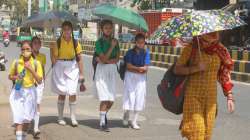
[131,0,172,10]
[0,0,15,9]
[0,0,39,25]
[140,0,152,10]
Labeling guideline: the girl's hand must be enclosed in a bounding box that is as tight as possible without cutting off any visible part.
[138,66,147,73]
[227,99,235,113]
[24,61,33,71]
[13,75,20,80]
[111,38,118,48]
[227,94,235,113]
[96,57,101,63]
[196,62,206,72]
[79,74,84,81]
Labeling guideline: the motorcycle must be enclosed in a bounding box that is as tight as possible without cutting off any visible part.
[3,38,10,47]
[0,51,7,71]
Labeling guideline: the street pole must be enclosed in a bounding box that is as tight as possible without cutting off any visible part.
[28,0,32,17]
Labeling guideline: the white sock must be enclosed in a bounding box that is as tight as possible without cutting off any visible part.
[69,101,77,121]
[124,110,130,121]
[16,131,23,140]
[57,100,65,120]
[34,112,40,131]
[133,111,139,124]
[100,111,106,126]
[22,132,27,140]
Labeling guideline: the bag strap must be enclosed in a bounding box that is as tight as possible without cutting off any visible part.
[34,59,37,72]
[187,46,197,66]
[14,59,18,75]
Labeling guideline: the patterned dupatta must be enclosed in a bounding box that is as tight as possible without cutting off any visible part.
[203,43,234,96]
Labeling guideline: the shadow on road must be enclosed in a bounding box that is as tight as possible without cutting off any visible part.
[39,116,58,126]
[39,116,125,130]
[78,119,125,130]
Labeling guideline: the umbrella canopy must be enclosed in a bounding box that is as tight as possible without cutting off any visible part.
[22,11,79,28]
[93,4,148,32]
[150,10,246,41]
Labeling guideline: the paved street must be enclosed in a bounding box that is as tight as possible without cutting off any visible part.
[0,42,250,140]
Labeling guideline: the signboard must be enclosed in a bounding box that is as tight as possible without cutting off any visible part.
[78,8,92,21]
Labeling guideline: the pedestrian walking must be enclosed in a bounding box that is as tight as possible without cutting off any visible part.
[122,33,150,130]
[31,36,46,137]
[174,32,235,140]
[94,20,120,132]
[9,41,43,140]
[50,21,84,127]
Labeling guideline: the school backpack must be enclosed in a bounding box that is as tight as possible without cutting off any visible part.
[92,38,104,80]
[57,37,79,62]
[157,47,196,115]
[119,47,147,81]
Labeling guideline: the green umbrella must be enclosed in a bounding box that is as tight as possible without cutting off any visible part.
[93,4,148,32]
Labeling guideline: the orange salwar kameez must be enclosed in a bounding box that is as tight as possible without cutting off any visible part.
[177,45,221,140]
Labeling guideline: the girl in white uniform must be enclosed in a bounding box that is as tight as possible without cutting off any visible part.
[31,36,46,137]
[94,20,120,132]
[50,21,84,127]
[123,34,150,130]
[9,41,43,140]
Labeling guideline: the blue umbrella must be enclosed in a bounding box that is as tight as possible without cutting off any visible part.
[22,11,79,28]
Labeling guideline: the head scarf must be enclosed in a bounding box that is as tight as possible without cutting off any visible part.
[201,32,234,96]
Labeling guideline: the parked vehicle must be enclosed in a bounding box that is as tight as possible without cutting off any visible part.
[3,38,9,47]
[2,29,10,47]
[16,27,32,47]
[0,51,7,71]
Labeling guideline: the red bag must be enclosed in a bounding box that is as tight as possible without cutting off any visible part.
[157,47,196,115]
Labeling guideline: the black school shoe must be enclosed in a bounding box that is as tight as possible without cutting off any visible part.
[99,124,110,132]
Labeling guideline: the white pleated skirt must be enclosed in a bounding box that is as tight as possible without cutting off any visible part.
[95,63,117,101]
[9,86,37,124]
[36,81,44,104]
[123,71,147,111]
[52,60,79,95]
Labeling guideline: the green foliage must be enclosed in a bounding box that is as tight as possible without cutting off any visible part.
[0,0,39,25]
[139,0,151,10]
[131,0,171,10]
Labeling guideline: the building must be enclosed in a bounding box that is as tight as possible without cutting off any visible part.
[0,4,14,28]
[194,0,230,10]
[69,0,78,16]
[53,0,68,11]
[39,0,48,13]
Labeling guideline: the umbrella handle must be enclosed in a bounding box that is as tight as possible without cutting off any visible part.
[196,36,202,61]
[196,36,205,86]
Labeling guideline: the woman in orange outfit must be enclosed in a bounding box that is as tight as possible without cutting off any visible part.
[174,32,235,140]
